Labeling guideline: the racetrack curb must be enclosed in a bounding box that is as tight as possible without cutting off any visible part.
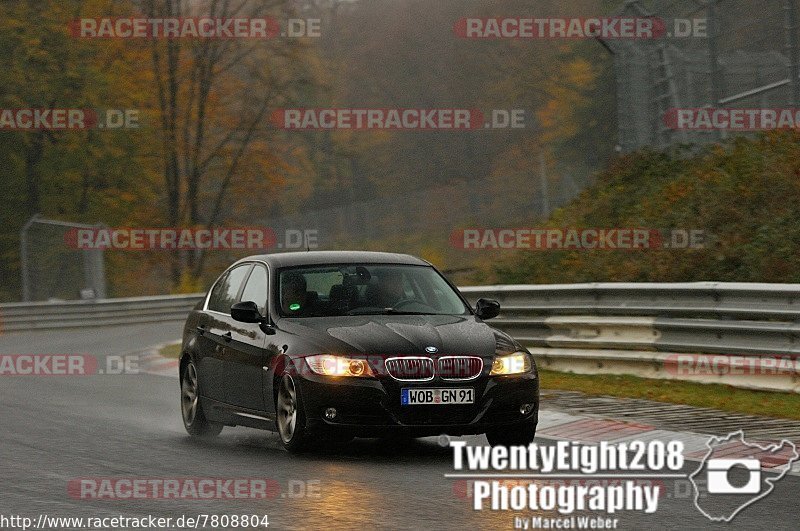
[139,340,181,378]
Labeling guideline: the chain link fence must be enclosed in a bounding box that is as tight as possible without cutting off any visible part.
[256,167,588,254]
[607,0,800,151]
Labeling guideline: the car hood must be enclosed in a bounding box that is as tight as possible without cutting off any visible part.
[277,314,518,358]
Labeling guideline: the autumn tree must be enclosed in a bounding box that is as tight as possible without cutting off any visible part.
[138,0,320,287]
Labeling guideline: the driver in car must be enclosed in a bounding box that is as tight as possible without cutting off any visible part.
[374,270,406,308]
[281,273,308,314]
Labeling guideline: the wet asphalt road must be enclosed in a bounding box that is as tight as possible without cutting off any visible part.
[0,324,797,530]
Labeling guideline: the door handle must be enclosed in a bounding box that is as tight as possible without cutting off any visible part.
[222,332,233,342]
[196,325,206,335]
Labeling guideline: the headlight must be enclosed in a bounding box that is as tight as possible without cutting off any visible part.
[490,352,532,376]
[305,355,374,377]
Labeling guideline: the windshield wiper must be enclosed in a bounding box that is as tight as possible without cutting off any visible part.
[345,307,387,315]
[345,308,433,316]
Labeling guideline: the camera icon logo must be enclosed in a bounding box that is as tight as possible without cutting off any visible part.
[690,430,798,522]
[706,458,761,494]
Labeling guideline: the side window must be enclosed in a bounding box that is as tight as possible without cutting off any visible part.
[207,272,229,312]
[240,265,268,315]
[207,265,251,314]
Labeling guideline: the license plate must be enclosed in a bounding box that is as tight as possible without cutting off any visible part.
[401,388,474,405]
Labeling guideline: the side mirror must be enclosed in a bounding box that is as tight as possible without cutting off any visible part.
[231,301,264,324]
[475,298,501,320]
[231,301,277,335]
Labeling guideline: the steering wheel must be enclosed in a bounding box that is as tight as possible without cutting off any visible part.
[388,299,416,309]
[390,299,436,312]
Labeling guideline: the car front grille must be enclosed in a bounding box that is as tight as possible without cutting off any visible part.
[438,356,483,380]
[385,357,435,381]
[384,356,483,381]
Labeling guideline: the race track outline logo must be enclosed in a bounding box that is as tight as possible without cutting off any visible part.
[689,430,799,522]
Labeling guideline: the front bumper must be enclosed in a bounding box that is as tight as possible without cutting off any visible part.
[294,367,539,437]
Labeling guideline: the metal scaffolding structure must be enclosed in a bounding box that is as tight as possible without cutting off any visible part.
[607,0,800,151]
[20,215,107,302]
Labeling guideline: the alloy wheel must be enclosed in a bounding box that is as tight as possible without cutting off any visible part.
[181,363,199,426]
[277,375,298,443]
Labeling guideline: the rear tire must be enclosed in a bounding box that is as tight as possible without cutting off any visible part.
[485,421,536,447]
[181,360,223,439]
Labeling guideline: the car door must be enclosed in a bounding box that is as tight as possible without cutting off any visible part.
[227,263,271,411]
[202,263,253,406]
[194,269,230,404]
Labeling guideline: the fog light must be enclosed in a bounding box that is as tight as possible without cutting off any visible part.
[520,403,534,415]
[324,408,337,420]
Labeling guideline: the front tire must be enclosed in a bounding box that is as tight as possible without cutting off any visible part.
[181,360,223,439]
[485,421,536,447]
[276,374,312,452]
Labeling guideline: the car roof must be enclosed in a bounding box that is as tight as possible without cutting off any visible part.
[235,250,430,269]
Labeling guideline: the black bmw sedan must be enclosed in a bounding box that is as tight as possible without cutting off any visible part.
[179,251,539,451]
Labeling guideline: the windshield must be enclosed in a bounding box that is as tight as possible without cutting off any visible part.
[276,264,469,317]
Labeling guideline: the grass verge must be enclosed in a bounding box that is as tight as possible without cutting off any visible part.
[539,369,800,421]
[158,343,182,359]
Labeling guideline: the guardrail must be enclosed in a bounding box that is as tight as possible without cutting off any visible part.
[2,282,798,392]
[460,283,800,393]
[0,294,203,332]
